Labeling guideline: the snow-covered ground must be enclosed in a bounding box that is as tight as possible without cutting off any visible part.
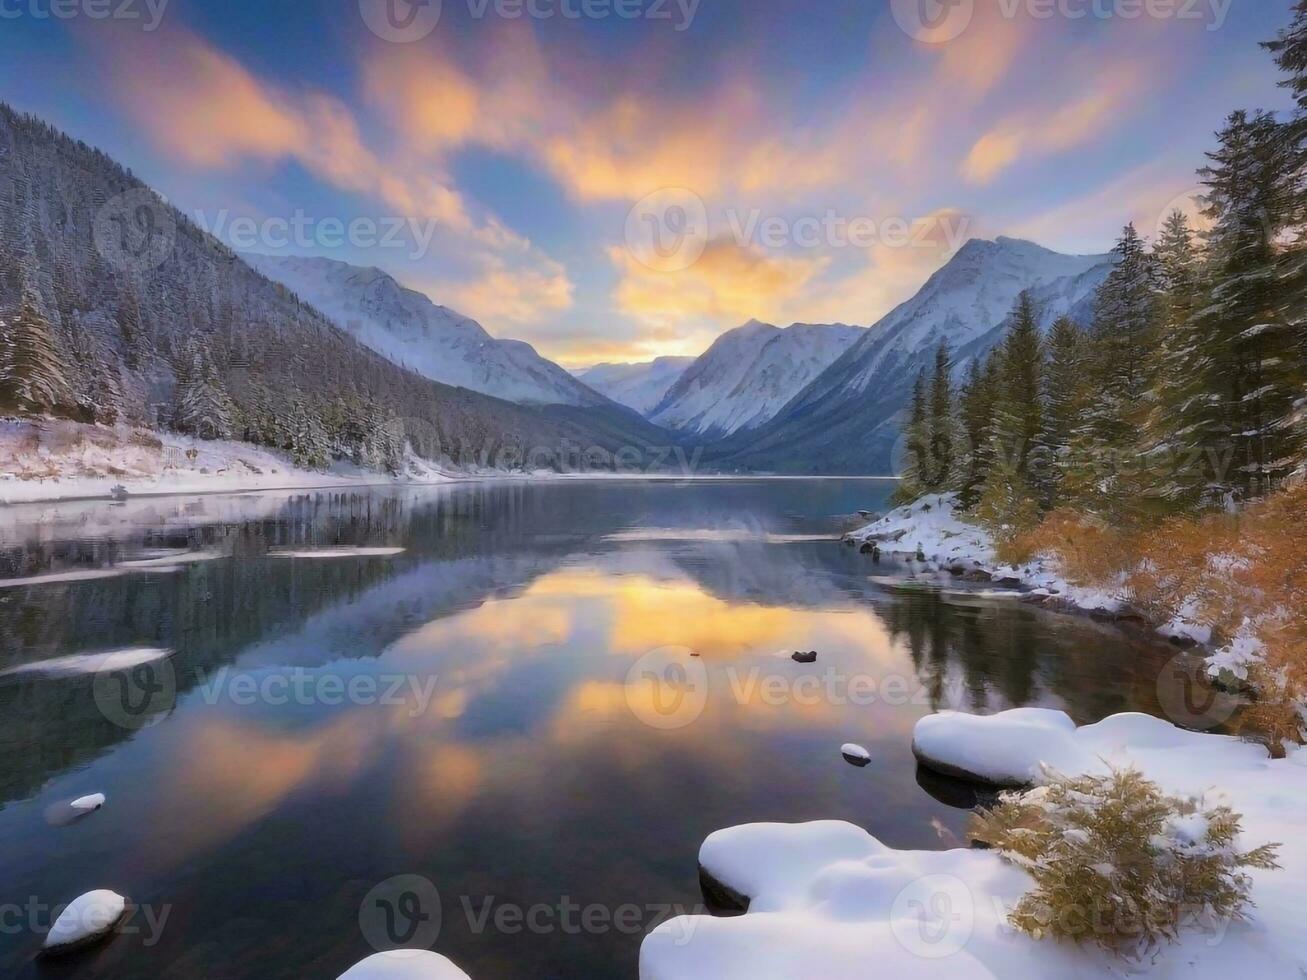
[0,419,456,505]
[845,494,1270,684]
[845,493,1129,615]
[643,708,1306,979]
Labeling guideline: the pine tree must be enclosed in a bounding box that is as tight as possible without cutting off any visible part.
[1198,110,1303,499]
[1067,225,1161,513]
[0,288,72,417]
[928,340,957,490]
[171,345,233,440]
[894,369,932,503]
[1144,211,1215,504]
[959,351,1002,509]
[1262,1,1307,474]
[1042,315,1086,505]
[992,292,1047,496]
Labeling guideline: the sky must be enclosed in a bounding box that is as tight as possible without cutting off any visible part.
[0,0,1297,368]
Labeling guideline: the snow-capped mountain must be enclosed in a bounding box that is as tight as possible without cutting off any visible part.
[649,321,865,438]
[244,254,609,408]
[711,238,1116,473]
[576,357,694,416]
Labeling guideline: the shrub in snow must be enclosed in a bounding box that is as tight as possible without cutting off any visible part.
[971,767,1280,958]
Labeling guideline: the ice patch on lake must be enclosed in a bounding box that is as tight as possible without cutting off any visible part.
[0,568,125,589]
[268,547,406,559]
[605,529,834,544]
[0,646,172,679]
[120,550,224,568]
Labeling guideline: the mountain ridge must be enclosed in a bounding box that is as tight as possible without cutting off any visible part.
[577,356,695,416]
[649,320,866,439]
[243,253,611,408]
[707,237,1116,473]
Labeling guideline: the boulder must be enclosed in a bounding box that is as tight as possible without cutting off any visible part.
[841,744,871,767]
[41,890,129,955]
[337,951,471,979]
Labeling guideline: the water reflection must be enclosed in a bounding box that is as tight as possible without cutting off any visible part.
[0,480,1183,979]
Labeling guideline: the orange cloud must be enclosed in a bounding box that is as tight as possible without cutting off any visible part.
[92,25,473,229]
[609,237,828,335]
[961,64,1149,185]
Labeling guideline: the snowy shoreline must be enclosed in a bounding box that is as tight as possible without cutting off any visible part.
[638,496,1303,978]
[643,709,1305,979]
[842,493,1215,648]
[0,419,901,506]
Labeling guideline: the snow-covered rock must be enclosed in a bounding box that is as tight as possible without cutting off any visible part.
[70,793,106,813]
[911,707,1263,788]
[650,321,864,437]
[643,711,1305,980]
[246,254,606,408]
[42,890,128,954]
[45,793,108,826]
[337,951,471,979]
[577,357,695,416]
[840,744,871,767]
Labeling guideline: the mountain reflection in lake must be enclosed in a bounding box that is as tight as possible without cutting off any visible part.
[0,480,1186,979]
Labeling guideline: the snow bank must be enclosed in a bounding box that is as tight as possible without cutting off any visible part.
[912,707,1264,789]
[644,710,1305,979]
[337,951,471,979]
[848,494,1145,621]
[0,419,455,505]
[42,890,128,953]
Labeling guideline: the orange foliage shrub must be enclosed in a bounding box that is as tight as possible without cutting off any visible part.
[1000,509,1138,585]
[1011,486,1307,740]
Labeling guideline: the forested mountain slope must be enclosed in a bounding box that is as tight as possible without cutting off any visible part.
[0,105,671,472]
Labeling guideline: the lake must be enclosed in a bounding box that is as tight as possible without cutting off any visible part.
[0,479,1193,978]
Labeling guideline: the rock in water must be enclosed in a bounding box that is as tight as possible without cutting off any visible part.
[337,951,472,979]
[841,744,872,767]
[71,793,106,813]
[45,793,107,827]
[41,890,129,954]
[791,650,818,664]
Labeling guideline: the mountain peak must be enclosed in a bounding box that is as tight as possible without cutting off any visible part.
[244,253,610,408]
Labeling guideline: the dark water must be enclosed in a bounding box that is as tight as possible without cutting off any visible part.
[0,480,1190,979]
